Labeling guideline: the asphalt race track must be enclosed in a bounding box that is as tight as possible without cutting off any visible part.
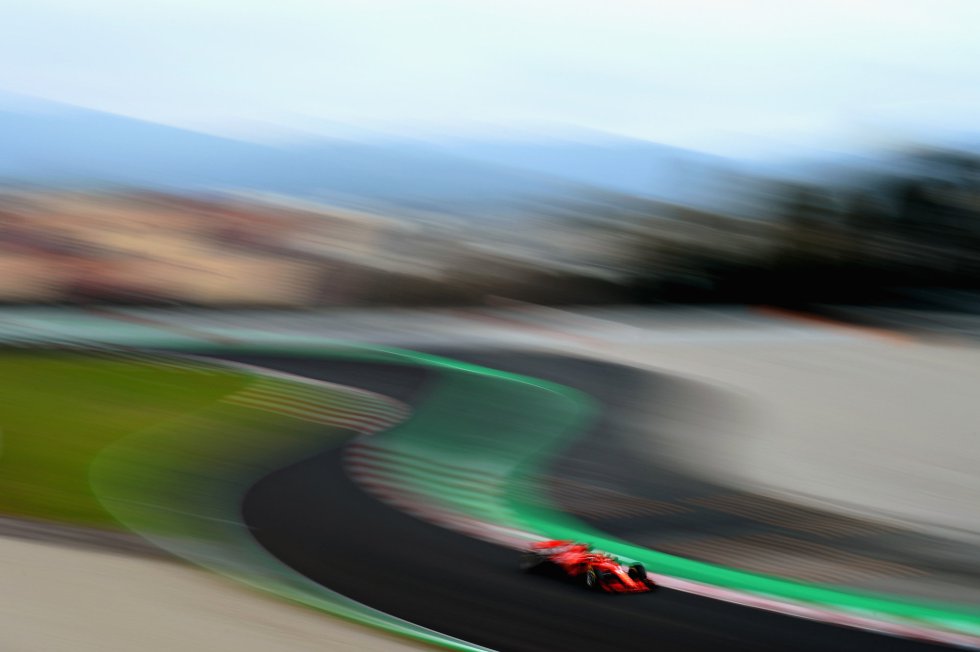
[214,351,949,652]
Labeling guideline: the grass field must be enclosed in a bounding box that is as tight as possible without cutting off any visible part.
[0,352,251,526]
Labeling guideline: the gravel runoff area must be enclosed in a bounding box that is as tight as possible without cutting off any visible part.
[0,535,424,652]
[550,309,980,546]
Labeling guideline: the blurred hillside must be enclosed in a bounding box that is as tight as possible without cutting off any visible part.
[2,97,979,308]
[0,95,751,216]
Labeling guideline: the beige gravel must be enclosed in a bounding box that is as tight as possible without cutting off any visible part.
[576,323,980,543]
[0,536,423,652]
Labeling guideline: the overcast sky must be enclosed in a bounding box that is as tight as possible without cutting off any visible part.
[3,0,980,154]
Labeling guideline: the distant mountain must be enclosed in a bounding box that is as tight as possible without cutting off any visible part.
[0,97,274,189]
[431,132,733,201]
[0,98,761,213]
[0,100,596,211]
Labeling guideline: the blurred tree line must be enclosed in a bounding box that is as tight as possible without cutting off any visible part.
[619,148,980,305]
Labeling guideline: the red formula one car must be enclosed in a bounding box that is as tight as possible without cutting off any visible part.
[520,540,655,593]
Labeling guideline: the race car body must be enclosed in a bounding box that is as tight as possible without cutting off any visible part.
[520,540,655,593]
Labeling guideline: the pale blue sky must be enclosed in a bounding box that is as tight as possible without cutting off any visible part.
[2,0,980,154]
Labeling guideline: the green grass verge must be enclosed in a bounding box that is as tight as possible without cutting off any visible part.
[0,348,489,651]
[0,351,250,526]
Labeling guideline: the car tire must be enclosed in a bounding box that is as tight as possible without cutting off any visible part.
[585,567,599,590]
[627,563,646,581]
